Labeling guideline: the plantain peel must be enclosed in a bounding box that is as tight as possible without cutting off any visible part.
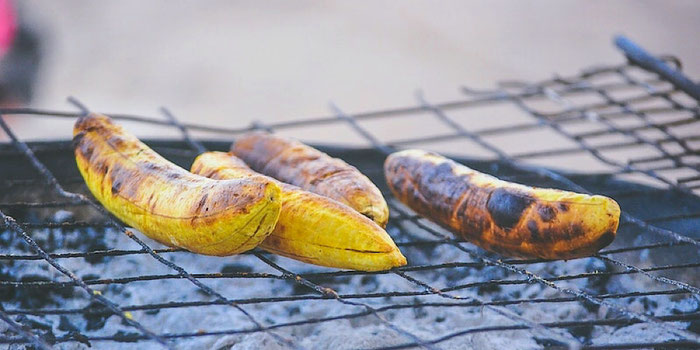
[73,114,282,256]
[231,131,389,227]
[192,151,406,271]
[385,149,621,260]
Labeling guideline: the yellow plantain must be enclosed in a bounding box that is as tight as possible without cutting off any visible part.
[191,151,407,271]
[231,131,390,227]
[384,149,620,259]
[73,114,281,256]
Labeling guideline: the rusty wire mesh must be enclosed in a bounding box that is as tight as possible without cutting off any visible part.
[0,40,699,349]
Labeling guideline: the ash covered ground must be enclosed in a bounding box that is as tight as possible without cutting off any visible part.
[1,204,698,350]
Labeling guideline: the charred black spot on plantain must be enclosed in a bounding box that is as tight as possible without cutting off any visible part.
[252,214,266,235]
[111,180,122,195]
[196,193,208,213]
[92,158,109,176]
[569,224,586,239]
[388,171,405,193]
[166,172,181,180]
[105,134,128,149]
[386,158,405,175]
[415,161,473,206]
[486,188,534,230]
[74,136,96,162]
[81,144,94,161]
[537,205,556,222]
[72,131,87,151]
[527,220,540,241]
[419,162,454,186]
[558,202,569,212]
[143,162,169,174]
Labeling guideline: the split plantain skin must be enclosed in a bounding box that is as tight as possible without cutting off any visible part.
[231,132,389,227]
[191,151,406,271]
[384,149,620,259]
[73,114,282,256]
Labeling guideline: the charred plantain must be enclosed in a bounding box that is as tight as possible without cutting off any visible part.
[192,152,406,271]
[73,113,281,256]
[231,132,389,227]
[384,149,620,259]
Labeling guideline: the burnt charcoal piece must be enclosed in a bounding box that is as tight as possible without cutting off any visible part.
[58,316,80,332]
[291,282,313,296]
[689,320,700,335]
[475,266,507,295]
[581,299,601,314]
[85,238,109,264]
[637,297,658,312]
[0,264,17,301]
[534,337,568,348]
[14,315,56,345]
[568,324,594,342]
[1,269,77,309]
[0,228,22,250]
[17,274,74,309]
[287,305,301,316]
[64,330,92,347]
[83,301,111,331]
[358,275,379,292]
[476,282,501,296]
[444,267,471,285]
[672,297,699,315]
[60,228,111,265]
[583,258,614,294]
[14,315,52,331]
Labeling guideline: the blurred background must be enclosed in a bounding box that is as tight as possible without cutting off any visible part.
[1,0,699,144]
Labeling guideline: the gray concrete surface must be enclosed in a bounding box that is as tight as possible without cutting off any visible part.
[7,1,700,152]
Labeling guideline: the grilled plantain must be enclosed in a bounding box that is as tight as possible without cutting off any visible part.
[384,149,620,259]
[191,151,406,271]
[231,132,389,227]
[73,114,282,256]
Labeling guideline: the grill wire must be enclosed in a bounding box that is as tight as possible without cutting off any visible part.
[0,42,699,349]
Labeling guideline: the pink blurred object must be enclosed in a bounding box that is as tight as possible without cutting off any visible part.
[0,0,16,57]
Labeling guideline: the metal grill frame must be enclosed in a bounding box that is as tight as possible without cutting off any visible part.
[0,36,698,349]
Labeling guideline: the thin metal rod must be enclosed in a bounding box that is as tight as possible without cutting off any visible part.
[1,311,696,346]
[2,288,688,318]
[615,35,700,102]
[0,305,52,349]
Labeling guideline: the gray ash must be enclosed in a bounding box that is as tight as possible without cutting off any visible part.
[2,223,697,349]
[1,146,699,349]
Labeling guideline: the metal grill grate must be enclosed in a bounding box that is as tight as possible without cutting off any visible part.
[0,37,698,349]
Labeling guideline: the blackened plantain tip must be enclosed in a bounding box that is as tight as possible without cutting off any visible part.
[71,131,86,148]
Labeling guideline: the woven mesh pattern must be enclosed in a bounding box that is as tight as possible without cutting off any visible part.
[0,49,698,349]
